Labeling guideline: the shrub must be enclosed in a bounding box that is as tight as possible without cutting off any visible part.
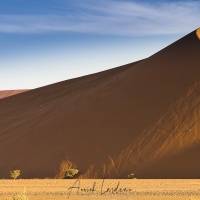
[55,158,77,179]
[128,173,136,179]
[10,170,21,179]
[64,169,79,178]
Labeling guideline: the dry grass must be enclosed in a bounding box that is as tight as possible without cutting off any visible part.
[54,158,77,179]
[0,179,200,200]
[78,165,98,179]
[12,188,28,200]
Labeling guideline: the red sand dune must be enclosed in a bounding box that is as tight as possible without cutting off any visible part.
[0,90,28,99]
[0,29,199,179]
[196,28,200,39]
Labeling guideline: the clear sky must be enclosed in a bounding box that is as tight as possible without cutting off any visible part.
[0,0,199,90]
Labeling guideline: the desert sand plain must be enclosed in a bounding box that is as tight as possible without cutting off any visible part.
[1,179,200,200]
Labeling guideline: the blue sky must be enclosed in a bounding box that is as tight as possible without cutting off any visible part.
[0,0,200,89]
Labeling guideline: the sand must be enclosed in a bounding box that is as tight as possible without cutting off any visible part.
[0,90,28,99]
[196,28,200,40]
[0,179,200,200]
[0,29,199,179]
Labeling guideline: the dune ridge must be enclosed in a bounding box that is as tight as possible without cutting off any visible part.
[196,28,200,39]
[0,90,28,99]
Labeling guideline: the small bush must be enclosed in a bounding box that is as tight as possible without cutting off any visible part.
[64,169,79,178]
[128,173,136,179]
[10,170,21,179]
[55,158,77,179]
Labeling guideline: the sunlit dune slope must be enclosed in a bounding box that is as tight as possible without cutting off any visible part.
[0,29,199,179]
[196,28,200,40]
[0,90,28,99]
[102,80,200,178]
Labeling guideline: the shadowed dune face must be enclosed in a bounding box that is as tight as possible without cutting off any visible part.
[100,80,200,178]
[0,90,28,99]
[0,30,199,179]
[196,28,200,40]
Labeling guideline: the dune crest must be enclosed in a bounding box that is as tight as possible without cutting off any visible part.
[0,90,28,99]
[196,28,200,40]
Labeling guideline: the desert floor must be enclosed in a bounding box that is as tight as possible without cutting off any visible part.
[0,179,200,200]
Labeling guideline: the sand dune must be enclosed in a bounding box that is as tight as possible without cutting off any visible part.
[0,29,199,179]
[196,28,200,39]
[102,80,200,178]
[0,90,28,99]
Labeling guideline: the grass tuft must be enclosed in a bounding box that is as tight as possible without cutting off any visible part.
[55,158,77,179]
